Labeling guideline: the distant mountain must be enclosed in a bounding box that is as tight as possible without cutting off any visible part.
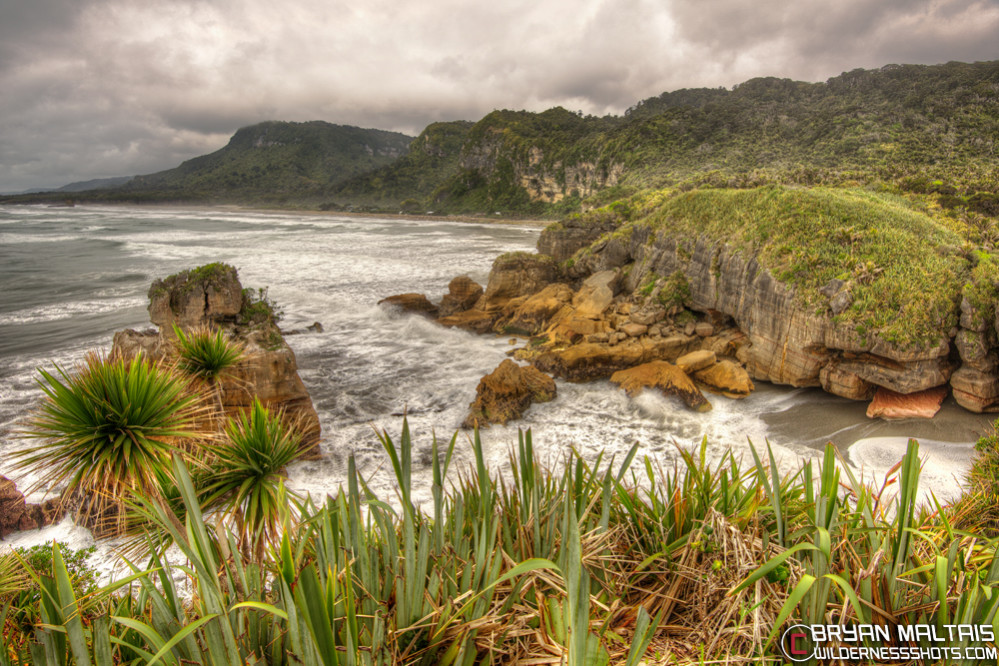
[117,121,413,203]
[331,121,474,209]
[3,60,997,214]
[58,176,133,192]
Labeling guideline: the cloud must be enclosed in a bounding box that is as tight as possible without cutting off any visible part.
[1,0,997,191]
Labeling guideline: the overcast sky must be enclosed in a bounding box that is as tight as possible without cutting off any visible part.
[1,0,997,192]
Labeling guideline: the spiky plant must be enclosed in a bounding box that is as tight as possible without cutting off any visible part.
[201,398,307,557]
[13,352,200,537]
[171,324,244,383]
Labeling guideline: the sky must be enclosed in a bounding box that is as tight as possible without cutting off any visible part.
[1,0,997,192]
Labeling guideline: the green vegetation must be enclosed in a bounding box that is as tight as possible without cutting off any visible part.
[12,353,200,536]
[6,419,999,663]
[201,398,305,556]
[171,325,244,382]
[617,185,967,347]
[239,287,283,328]
[332,121,474,209]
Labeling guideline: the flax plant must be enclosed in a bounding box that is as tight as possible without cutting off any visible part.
[12,352,201,536]
[201,398,306,558]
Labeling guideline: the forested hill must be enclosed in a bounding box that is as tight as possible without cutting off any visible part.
[415,60,999,215]
[3,60,997,213]
[119,121,414,203]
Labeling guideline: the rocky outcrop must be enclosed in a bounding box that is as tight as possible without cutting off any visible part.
[438,276,484,317]
[866,386,948,419]
[478,252,559,311]
[463,360,556,428]
[575,228,956,400]
[114,265,322,457]
[537,213,621,263]
[148,263,243,330]
[378,293,439,317]
[610,361,711,411]
[693,360,754,397]
[1,476,62,538]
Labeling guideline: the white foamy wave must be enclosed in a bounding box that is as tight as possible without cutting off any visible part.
[0,297,146,325]
[846,436,973,504]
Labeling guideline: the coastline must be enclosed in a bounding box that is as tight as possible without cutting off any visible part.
[4,199,555,228]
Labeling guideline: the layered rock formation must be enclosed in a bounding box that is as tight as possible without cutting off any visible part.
[115,264,322,456]
[1,476,62,539]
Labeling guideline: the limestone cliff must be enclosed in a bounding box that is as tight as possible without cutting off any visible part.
[554,187,976,408]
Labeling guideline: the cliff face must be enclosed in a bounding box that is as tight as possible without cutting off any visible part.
[577,228,953,398]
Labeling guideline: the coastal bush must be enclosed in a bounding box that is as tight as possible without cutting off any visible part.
[200,398,306,557]
[171,324,244,383]
[12,352,201,536]
[239,286,283,327]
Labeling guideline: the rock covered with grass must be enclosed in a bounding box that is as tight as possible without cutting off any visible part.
[114,262,321,457]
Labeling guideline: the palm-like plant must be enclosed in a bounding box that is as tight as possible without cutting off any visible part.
[171,324,244,383]
[201,398,307,557]
[13,352,200,536]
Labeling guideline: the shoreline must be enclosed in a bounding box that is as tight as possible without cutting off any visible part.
[4,200,555,228]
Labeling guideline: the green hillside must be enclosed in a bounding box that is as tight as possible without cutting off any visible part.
[426,60,999,214]
[120,121,413,203]
[330,121,473,210]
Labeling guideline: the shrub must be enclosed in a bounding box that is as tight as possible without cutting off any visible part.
[13,352,200,536]
[171,324,244,382]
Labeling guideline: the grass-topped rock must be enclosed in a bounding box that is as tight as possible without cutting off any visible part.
[148,262,243,330]
[558,184,989,405]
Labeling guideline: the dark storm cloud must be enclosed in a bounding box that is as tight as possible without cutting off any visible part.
[1,0,997,191]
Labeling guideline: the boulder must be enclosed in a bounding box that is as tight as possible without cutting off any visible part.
[693,360,755,397]
[694,322,715,338]
[866,386,948,420]
[610,361,711,411]
[463,360,557,428]
[676,350,717,374]
[629,305,666,326]
[501,284,574,335]
[951,366,999,412]
[479,252,558,311]
[1,476,62,538]
[438,276,484,317]
[573,270,618,318]
[378,293,439,317]
[621,322,648,338]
